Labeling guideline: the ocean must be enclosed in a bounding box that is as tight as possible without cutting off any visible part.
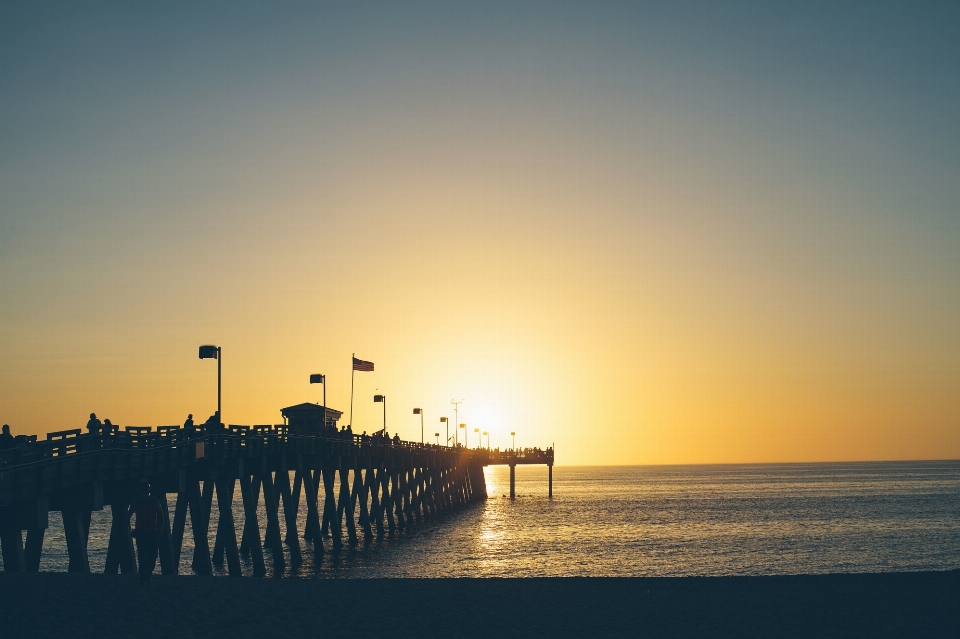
[9,461,960,577]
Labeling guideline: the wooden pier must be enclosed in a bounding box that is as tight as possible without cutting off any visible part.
[0,425,553,575]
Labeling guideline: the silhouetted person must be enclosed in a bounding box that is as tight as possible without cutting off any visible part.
[86,413,102,435]
[101,418,114,436]
[203,411,220,433]
[183,414,196,439]
[128,483,165,584]
[0,424,14,450]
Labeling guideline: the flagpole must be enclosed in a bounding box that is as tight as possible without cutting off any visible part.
[350,352,355,428]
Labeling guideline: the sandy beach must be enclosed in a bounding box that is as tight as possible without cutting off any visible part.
[2,571,957,638]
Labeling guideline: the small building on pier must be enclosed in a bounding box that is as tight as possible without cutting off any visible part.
[281,403,343,436]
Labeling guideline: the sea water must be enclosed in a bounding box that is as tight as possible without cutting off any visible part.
[9,461,960,577]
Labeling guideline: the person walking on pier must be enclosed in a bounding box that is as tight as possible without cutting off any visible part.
[86,413,102,435]
[128,482,165,584]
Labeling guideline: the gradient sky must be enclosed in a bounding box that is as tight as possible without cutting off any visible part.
[1,1,958,464]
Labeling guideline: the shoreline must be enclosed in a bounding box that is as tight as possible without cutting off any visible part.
[3,570,958,638]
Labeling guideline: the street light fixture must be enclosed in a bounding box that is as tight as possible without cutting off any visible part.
[511,431,516,450]
[374,394,386,434]
[474,427,480,449]
[413,407,423,444]
[483,430,489,449]
[460,423,466,448]
[435,432,440,445]
[440,417,449,446]
[198,345,221,429]
[310,373,326,434]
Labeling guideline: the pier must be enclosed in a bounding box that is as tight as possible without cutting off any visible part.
[0,420,553,575]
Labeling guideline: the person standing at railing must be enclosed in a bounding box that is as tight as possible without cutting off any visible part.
[128,482,166,584]
[0,424,14,450]
[86,413,103,435]
[202,411,220,434]
[182,414,196,439]
[101,418,115,437]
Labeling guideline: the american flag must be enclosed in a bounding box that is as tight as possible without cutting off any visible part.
[353,357,374,372]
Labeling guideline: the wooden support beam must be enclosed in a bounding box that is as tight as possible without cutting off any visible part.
[383,467,396,534]
[156,494,176,575]
[105,498,136,575]
[391,469,404,531]
[369,467,385,538]
[323,459,343,548]
[410,467,423,523]
[301,468,322,544]
[290,471,303,540]
[399,467,412,525]
[338,465,357,544]
[356,462,373,541]
[170,490,189,570]
[510,464,516,501]
[260,471,285,569]
[321,465,341,548]
[24,527,45,572]
[276,470,302,566]
[0,509,25,572]
[238,473,265,577]
[548,463,553,499]
[62,506,90,573]
[188,478,212,576]
[239,476,261,556]
[215,476,242,577]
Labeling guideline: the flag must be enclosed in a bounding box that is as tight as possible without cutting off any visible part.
[353,357,374,372]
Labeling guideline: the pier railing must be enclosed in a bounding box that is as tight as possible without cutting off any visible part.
[0,424,552,472]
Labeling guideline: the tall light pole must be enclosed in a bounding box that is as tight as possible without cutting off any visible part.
[374,394,386,434]
[483,430,489,449]
[413,407,423,444]
[434,432,440,445]
[198,345,221,429]
[460,423,467,447]
[440,417,449,446]
[310,374,326,434]
[511,431,516,450]
[451,399,463,445]
[474,428,480,449]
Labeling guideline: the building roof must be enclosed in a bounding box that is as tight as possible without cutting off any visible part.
[280,403,343,420]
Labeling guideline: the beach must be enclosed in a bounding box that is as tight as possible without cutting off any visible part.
[2,571,957,638]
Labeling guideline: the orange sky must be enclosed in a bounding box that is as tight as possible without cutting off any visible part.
[1,3,959,464]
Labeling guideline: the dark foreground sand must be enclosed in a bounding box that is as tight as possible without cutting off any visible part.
[2,571,958,638]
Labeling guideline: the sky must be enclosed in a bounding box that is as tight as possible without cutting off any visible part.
[1,1,959,465]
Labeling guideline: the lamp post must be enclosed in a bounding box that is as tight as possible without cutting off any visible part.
[451,399,463,445]
[483,430,489,449]
[440,417,449,446]
[198,345,221,429]
[374,394,386,434]
[474,427,480,449]
[460,423,466,447]
[310,374,326,433]
[413,407,423,444]
[435,432,440,445]
[511,431,516,450]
